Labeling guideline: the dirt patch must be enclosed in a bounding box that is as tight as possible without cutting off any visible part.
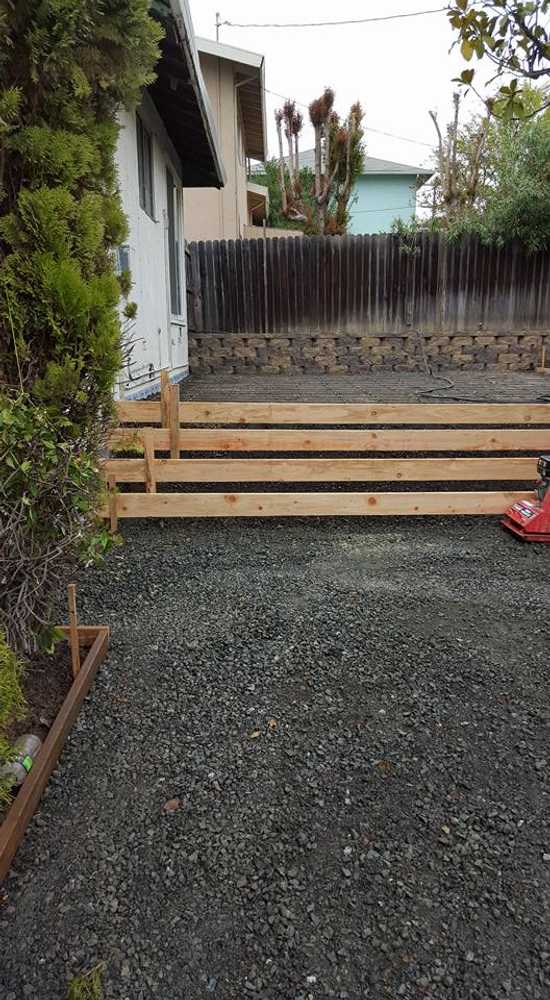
[7,645,73,745]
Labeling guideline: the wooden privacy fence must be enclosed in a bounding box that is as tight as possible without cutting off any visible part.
[187,233,550,336]
[102,382,550,523]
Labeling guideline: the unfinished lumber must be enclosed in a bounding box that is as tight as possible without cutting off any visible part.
[103,456,539,485]
[160,370,170,428]
[107,474,118,533]
[0,627,109,882]
[176,401,550,427]
[168,385,180,459]
[115,401,550,427]
[67,584,80,678]
[108,427,550,454]
[116,400,161,424]
[106,490,533,519]
[142,428,157,493]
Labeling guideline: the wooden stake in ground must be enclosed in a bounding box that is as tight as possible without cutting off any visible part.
[142,428,157,493]
[67,583,80,678]
[160,369,170,428]
[107,474,118,534]
[169,384,180,459]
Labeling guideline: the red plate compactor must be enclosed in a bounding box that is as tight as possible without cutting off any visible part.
[502,455,550,542]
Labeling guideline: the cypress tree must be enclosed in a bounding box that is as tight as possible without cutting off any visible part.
[0,2,162,651]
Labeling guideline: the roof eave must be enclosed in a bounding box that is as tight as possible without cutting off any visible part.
[237,57,267,162]
[197,36,267,163]
[149,0,226,188]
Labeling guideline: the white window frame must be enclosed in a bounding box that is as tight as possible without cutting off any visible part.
[136,112,155,219]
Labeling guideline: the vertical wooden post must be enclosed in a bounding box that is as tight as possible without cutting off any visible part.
[67,583,80,678]
[160,369,170,428]
[169,384,180,459]
[107,475,118,534]
[142,428,157,493]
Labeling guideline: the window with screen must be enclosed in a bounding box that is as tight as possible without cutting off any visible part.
[166,168,183,316]
[136,113,154,218]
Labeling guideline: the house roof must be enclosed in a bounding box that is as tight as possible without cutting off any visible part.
[196,36,267,162]
[281,149,432,179]
[148,1,225,188]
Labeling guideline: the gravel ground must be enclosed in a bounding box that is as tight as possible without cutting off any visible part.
[1,515,550,1000]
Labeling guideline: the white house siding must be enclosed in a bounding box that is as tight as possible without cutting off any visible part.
[115,93,188,399]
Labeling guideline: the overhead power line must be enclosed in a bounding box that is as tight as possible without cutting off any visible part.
[221,7,447,29]
[263,89,433,150]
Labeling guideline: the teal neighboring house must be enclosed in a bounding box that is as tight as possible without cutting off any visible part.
[348,156,433,235]
[288,150,433,235]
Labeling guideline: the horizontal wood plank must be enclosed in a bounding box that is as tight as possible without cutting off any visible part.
[116,400,162,424]
[109,427,550,453]
[115,400,550,427]
[101,490,532,519]
[104,456,539,484]
[177,401,550,426]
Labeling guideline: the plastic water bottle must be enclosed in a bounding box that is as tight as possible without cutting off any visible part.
[0,734,42,788]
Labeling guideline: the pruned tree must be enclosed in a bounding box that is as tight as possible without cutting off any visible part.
[309,88,336,233]
[428,93,490,221]
[330,102,365,233]
[309,90,365,234]
[274,100,305,221]
[274,109,288,215]
[408,85,550,251]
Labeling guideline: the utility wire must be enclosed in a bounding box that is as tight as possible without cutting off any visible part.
[263,88,433,149]
[221,8,447,29]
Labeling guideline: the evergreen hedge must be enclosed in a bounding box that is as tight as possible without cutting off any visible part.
[0,2,162,652]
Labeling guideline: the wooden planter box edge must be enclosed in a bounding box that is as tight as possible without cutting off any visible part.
[0,625,110,882]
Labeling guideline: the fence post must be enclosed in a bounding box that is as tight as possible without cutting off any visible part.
[169,384,180,459]
[160,369,170,428]
[142,428,157,494]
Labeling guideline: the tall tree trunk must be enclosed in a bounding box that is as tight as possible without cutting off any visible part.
[313,124,322,198]
[276,115,288,214]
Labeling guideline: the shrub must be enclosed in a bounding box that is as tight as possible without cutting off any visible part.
[0,630,26,807]
[0,2,163,652]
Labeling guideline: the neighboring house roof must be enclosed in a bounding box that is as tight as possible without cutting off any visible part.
[247,180,269,224]
[149,1,226,188]
[196,36,267,162]
[277,149,433,181]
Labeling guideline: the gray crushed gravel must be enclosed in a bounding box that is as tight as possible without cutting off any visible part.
[1,515,550,1000]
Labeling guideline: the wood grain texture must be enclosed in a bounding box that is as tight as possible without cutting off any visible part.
[67,584,80,678]
[115,400,550,427]
[168,385,180,459]
[108,427,550,453]
[186,235,550,336]
[104,456,539,484]
[104,490,532,519]
[116,400,161,424]
[0,627,109,881]
[176,402,550,427]
[142,428,156,492]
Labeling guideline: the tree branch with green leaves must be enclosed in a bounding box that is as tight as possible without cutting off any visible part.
[448,0,550,117]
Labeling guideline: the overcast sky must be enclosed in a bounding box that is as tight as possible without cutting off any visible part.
[188,0,488,169]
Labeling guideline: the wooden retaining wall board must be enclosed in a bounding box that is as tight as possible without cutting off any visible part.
[116,401,550,427]
[104,491,532,519]
[105,390,545,521]
[110,427,550,453]
[0,626,109,882]
[106,457,539,484]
